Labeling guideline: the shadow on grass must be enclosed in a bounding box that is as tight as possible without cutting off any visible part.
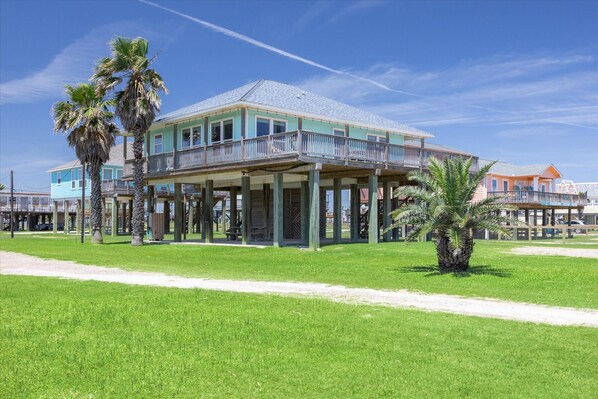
[396,264,512,278]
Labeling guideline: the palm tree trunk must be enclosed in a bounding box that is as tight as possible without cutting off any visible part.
[131,132,145,246]
[435,234,474,272]
[89,161,103,244]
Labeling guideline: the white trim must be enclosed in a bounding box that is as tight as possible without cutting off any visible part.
[333,128,345,137]
[255,115,288,137]
[149,102,433,139]
[180,123,202,149]
[154,133,164,154]
[366,133,387,143]
[210,117,234,144]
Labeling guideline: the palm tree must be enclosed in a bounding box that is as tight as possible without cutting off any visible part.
[53,83,118,244]
[93,37,167,246]
[390,157,514,272]
[0,184,5,191]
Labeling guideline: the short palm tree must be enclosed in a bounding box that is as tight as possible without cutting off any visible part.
[93,37,167,246]
[390,157,514,272]
[53,83,118,244]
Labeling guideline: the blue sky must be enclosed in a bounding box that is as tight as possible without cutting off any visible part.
[1,0,597,192]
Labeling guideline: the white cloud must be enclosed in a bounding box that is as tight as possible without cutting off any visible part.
[0,21,168,105]
[295,54,598,132]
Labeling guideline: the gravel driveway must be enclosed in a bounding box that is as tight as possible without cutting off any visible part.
[2,251,597,328]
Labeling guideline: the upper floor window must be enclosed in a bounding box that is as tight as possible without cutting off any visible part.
[154,134,163,154]
[211,119,233,143]
[491,179,498,191]
[256,117,287,137]
[103,168,113,181]
[367,134,388,143]
[182,125,202,149]
[333,128,345,137]
[57,173,62,185]
[72,169,78,189]
[503,181,508,192]
[116,169,123,180]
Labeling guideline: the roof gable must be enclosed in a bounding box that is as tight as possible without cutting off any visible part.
[48,142,131,172]
[479,159,560,178]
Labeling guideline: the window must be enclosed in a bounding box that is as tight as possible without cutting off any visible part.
[256,117,287,137]
[116,169,123,180]
[57,173,62,185]
[72,169,78,189]
[541,184,546,192]
[491,179,498,191]
[182,125,202,148]
[503,181,508,192]
[333,128,345,137]
[154,134,163,154]
[367,134,387,143]
[211,119,233,143]
[103,168,113,181]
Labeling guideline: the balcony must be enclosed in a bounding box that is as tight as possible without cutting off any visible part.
[488,190,587,208]
[101,180,134,195]
[124,130,479,178]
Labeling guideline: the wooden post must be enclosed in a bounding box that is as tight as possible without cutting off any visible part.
[174,183,182,242]
[567,208,572,238]
[263,183,271,241]
[382,181,391,242]
[111,197,118,237]
[52,201,58,233]
[164,200,170,234]
[542,209,547,238]
[308,169,321,250]
[368,172,379,244]
[242,175,250,245]
[201,188,206,241]
[147,185,155,240]
[273,173,284,247]
[195,199,201,234]
[188,200,194,237]
[333,178,342,243]
[350,184,360,242]
[221,193,227,234]
[551,208,556,238]
[64,200,69,234]
[391,188,399,241]
[121,202,127,234]
[75,199,81,235]
[230,186,238,229]
[301,180,309,245]
[205,179,214,243]
[128,199,133,233]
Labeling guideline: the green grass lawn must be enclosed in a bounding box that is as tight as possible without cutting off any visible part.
[1,276,596,398]
[1,232,597,308]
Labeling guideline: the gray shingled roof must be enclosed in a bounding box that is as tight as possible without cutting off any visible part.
[155,79,431,137]
[48,142,132,172]
[574,182,598,198]
[478,159,557,177]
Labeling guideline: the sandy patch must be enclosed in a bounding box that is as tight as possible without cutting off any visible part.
[511,247,598,258]
[2,251,597,328]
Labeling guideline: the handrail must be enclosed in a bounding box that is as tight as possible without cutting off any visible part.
[488,190,586,207]
[139,130,480,175]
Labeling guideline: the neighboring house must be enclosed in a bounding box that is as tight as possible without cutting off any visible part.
[556,182,598,225]
[477,159,586,236]
[48,142,133,234]
[0,191,65,231]
[123,79,477,247]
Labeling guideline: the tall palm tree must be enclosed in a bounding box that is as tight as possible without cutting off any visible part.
[390,157,514,272]
[53,83,118,244]
[93,37,167,246]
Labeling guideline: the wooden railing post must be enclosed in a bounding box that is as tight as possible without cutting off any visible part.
[297,130,302,156]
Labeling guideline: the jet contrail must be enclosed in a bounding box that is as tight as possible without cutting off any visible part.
[139,0,598,131]
[138,0,424,98]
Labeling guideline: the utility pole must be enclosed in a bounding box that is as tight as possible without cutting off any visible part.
[10,170,14,238]
[81,162,85,244]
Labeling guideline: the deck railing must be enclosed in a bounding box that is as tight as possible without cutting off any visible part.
[488,190,586,207]
[124,130,479,177]
[101,180,133,195]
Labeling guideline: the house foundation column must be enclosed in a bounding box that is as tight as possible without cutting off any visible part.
[263,183,271,241]
[128,199,133,233]
[368,172,379,244]
[201,188,206,241]
[551,208,556,238]
[230,186,238,229]
[75,200,81,235]
[273,173,284,247]
[301,180,309,245]
[308,169,320,250]
[52,201,58,233]
[111,197,118,237]
[567,208,572,238]
[121,202,127,234]
[350,184,360,242]
[391,188,399,240]
[242,175,250,245]
[163,200,170,234]
[382,181,391,242]
[205,179,214,243]
[333,178,342,244]
[174,183,182,242]
[542,209,547,238]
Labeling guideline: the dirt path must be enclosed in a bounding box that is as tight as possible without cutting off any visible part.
[1,251,597,328]
[511,246,598,258]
